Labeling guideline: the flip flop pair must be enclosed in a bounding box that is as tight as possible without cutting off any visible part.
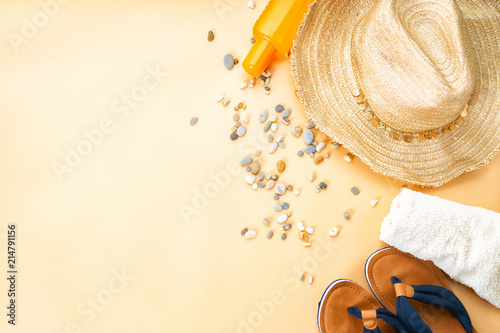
[318,247,476,332]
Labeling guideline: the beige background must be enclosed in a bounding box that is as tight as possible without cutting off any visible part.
[0,0,499,332]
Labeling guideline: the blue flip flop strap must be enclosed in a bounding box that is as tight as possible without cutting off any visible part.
[348,306,411,333]
[391,276,473,333]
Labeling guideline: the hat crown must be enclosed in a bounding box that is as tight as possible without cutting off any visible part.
[352,0,474,133]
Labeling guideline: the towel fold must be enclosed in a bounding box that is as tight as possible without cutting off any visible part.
[380,188,500,308]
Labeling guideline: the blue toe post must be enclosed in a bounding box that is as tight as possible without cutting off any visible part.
[348,306,411,333]
[391,276,473,333]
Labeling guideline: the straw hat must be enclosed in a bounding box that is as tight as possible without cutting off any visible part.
[291,0,500,187]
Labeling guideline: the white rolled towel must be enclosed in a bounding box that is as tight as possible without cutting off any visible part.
[380,188,500,308]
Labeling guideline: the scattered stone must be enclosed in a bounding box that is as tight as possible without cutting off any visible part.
[270,113,278,122]
[281,234,287,240]
[275,135,284,143]
[343,211,351,220]
[291,126,302,137]
[266,180,275,190]
[273,194,280,200]
[249,78,255,88]
[274,203,282,212]
[248,0,255,9]
[351,186,360,195]
[251,161,261,174]
[266,135,273,143]
[370,199,379,207]
[277,160,286,173]
[319,182,327,189]
[234,121,242,128]
[331,142,341,149]
[286,185,293,191]
[284,223,292,230]
[300,273,305,281]
[314,186,321,193]
[329,226,340,237]
[309,276,314,284]
[298,150,304,157]
[242,116,248,124]
[190,117,198,126]
[252,183,258,190]
[224,54,235,70]
[303,242,311,247]
[222,98,230,106]
[344,153,353,163]
[208,30,215,41]
[314,156,324,164]
[246,174,256,184]
[268,142,278,154]
[277,213,288,223]
[264,121,272,132]
[306,227,314,235]
[282,202,290,210]
[278,142,285,148]
[259,110,269,123]
[265,173,272,180]
[325,152,330,158]
[272,175,278,180]
[271,123,278,132]
[281,118,290,125]
[275,104,285,112]
[297,221,305,231]
[254,150,261,157]
[258,172,265,181]
[263,218,270,226]
[216,94,225,102]
[274,183,287,195]
[316,142,326,152]
[246,166,251,172]
[257,181,265,188]
[240,156,253,166]
[230,132,238,140]
[281,109,291,118]
[233,114,240,122]
[245,230,256,239]
[241,227,248,235]
[267,231,274,239]
[238,102,244,109]
[294,189,301,196]
[251,37,256,44]
[237,126,247,137]
[305,145,316,154]
[312,141,318,147]
[304,129,315,144]
[305,120,315,129]
[309,172,316,182]
[298,231,309,242]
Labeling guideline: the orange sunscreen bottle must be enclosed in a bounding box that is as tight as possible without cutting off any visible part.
[243,0,314,77]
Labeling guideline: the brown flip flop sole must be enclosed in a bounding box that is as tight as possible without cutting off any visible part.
[318,279,395,333]
[365,247,476,333]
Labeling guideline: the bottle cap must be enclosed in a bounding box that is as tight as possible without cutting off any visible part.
[243,39,276,77]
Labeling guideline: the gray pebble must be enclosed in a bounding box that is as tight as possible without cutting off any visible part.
[233,114,240,122]
[320,182,327,189]
[265,86,271,92]
[284,223,291,230]
[281,109,291,118]
[240,156,253,166]
[208,30,215,42]
[314,186,322,193]
[259,172,265,181]
[282,202,290,210]
[351,187,360,195]
[237,126,247,137]
[305,120,315,129]
[224,54,235,70]
[264,121,273,132]
[246,166,251,172]
[275,104,285,112]
[274,194,280,200]
[230,132,238,140]
[190,117,198,126]
[251,37,256,44]
[272,175,278,180]
[278,142,285,148]
[267,231,273,239]
[259,110,269,123]
[263,218,270,226]
[241,227,248,235]
[304,129,315,145]
[344,211,351,220]
[267,134,274,142]
[281,234,287,240]
[274,203,282,212]
[298,150,304,156]
[305,145,316,154]
[258,181,265,188]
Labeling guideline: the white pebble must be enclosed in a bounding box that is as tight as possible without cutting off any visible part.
[242,116,249,124]
[294,189,301,196]
[250,79,255,86]
[370,199,379,207]
[275,135,284,143]
[268,142,278,154]
[216,94,224,102]
[297,221,305,231]
[271,123,278,132]
[278,142,285,149]
[325,153,330,158]
[222,98,230,106]
[245,230,256,239]
[306,227,314,235]
[274,183,287,195]
[248,0,255,9]
[309,172,316,182]
[344,154,353,163]
[252,183,258,190]
[277,214,288,224]
[265,173,272,180]
[240,82,248,90]
[309,276,314,284]
[314,186,321,193]
[316,142,326,152]
[270,114,277,122]
[329,227,340,237]
[303,242,311,247]
[245,174,256,184]
[260,80,265,87]
[264,90,270,95]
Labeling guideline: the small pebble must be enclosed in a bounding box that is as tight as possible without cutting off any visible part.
[264,121,272,132]
[306,227,314,235]
[267,231,274,239]
[298,231,309,242]
[319,182,327,189]
[314,156,325,165]
[281,109,291,118]
[234,121,241,128]
[248,0,255,9]
[240,156,253,166]
[305,120,315,129]
[267,134,274,142]
[241,227,248,235]
[271,123,278,132]
[207,30,214,41]
[277,214,288,223]
[351,187,360,195]
[277,160,286,173]
[258,172,265,181]
[291,126,302,137]
[281,234,287,240]
[222,98,230,106]
[304,129,315,144]
[275,135,284,143]
[370,199,379,207]
[309,172,316,182]
[251,161,260,174]
[230,132,238,140]
[298,150,304,156]
[262,70,272,78]
[216,94,224,102]
[233,114,240,122]
[254,150,261,157]
[263,218,270,226]
[274,183,287,195]
[272,175,278,180]
[238,102,244,109]
[297,222,305,231]
[240,82,248,90]
[343,211,351,220]
[265,173,272,180]
[325,153,330,158]
[237,126,247,137]
[329,227,340,237]
[273,194,279,200]
[270,113,278,122]
[249,79,254,88]
[314,186,321,193]
[305,145,316,154]
[268,142,278,154]
[246,166,251,172]
[331,142,341,149]
[312,141,318,147]
[294,189,301,196]
[316,142,326,152]
[224,54,235,70]
[266,180,275,190]
[245,230,256,239]
[278,142,285,148]
[344,153,353,163]
[284,223,292,230]
[190,117,198,126]
[246,174,256,184]
[242,116,248,124]
[282,202,290,210]
[257,181,265,188]
[309,276,314,284]
[281,118,290,125]
[259,110,269,123]
[303,242,311,247]
[286,185,293,191]
[300,274,305,281]
[275,104,285,112]
[251,37,256,44]
[274,203,282,212]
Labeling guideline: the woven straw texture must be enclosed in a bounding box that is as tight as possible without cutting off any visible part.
[291,0,500,187]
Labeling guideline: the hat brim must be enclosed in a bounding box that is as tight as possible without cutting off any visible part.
[291,0,500,187]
